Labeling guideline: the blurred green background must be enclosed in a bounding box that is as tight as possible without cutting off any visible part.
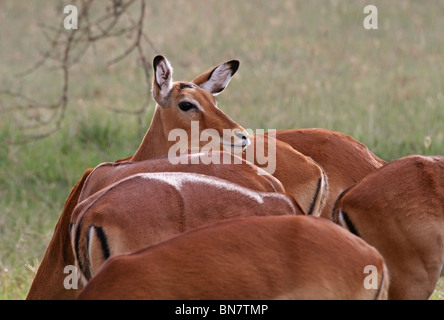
[1,0,443,299]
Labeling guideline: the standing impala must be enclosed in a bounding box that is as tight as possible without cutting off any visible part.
[333,155,444,300]
[71,172,303,283]
[77,215,389,300]
[27,55,324,299]
[26,153,294,300]
[130,55,327,216]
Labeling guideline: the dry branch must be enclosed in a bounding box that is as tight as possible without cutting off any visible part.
[0,0,156,144]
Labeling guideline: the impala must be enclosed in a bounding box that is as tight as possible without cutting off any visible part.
[130,55,327,216]
[71,172,303,282]
[26,153,295,300]
[77,215,389,300]
[332,155,444,300]
[27,55,328,299]
[269,129,386,219]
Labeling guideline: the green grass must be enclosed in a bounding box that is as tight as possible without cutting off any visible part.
[1,0,444,299]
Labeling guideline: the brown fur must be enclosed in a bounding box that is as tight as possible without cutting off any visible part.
[26,153,297,300]
[71,172,303,282]
[77,215,389,300]
[78,152,286,203]
[271,128,386,219]
[131,55,327,216]
[243,134,328,216]
[26,169,93,300]
[332,155,444,299]
[27,56,327,299]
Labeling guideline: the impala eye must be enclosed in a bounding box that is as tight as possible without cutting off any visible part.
[178,101,197,112]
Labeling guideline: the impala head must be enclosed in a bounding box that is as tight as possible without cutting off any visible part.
[145,55,250,158]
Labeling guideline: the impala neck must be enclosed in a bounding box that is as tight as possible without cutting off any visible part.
[131,106,170,161]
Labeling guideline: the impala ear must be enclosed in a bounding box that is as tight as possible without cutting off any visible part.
[153,55,173,104]
[192,60,239,96]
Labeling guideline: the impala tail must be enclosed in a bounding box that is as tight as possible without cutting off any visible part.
[375,262,390,300]
[334,209,360,237]
[71,216,110,284]
[331,186,355,231]
[309,165,329,216]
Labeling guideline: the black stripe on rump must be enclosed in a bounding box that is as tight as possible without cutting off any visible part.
[92,225,110,260]
[340,210,360,238]
[307,178,322,215]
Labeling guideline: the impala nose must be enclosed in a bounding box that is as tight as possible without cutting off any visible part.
[235,130,251,148]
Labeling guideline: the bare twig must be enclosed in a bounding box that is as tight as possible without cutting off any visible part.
[1,0,155,144]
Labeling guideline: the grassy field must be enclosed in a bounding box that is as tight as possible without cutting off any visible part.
[1,0,444,299]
